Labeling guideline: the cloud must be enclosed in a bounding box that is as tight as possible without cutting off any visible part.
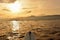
[0,0,16,3]
[0,0,60,20]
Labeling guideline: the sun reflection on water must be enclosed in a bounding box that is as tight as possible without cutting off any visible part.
[11,21,19,33]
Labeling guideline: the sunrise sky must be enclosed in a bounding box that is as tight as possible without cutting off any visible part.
[0,0,60,19]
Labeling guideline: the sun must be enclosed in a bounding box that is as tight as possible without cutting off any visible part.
[7,0,22,13]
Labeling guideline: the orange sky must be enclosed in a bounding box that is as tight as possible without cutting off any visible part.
[0,0,60,19]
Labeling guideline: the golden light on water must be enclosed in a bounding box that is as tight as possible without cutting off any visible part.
[11,21,19,32]
[7,0,22,13]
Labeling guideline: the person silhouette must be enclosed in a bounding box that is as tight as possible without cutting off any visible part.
[25,31,35,40]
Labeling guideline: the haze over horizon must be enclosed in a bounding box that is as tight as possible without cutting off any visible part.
[0,0,60,19]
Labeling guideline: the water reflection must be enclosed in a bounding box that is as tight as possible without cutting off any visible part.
[7,21,20,40]
[11,21,19,33]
